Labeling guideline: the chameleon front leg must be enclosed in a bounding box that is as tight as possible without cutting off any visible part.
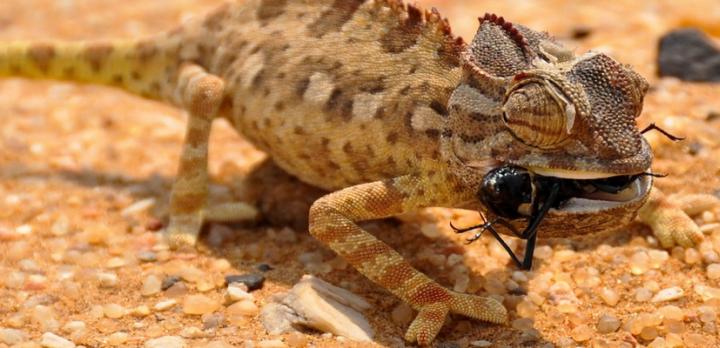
[309,174,507,345]
[166,63,256,248]
[639,188,703,248]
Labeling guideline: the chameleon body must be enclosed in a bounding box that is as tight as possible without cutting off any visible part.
[0,0,705,344]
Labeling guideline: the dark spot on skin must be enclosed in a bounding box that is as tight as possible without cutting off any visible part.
[296,77,310,97]
[111,74,123,85]
[131,71,141,80]
[257,0,287,22]
[328,160,341,170]
[357,76,385,94]
[399,86,411,95]
[429,100,448,116]
[252,68,266,87]
[62,66,75,78]
[27,44,55,73]
[294,126,305,135]
[307,0,365,38]
[437,42,462,68]
[342,142,353,154]
[134,41,158,63]
[386,131,399,144]
[326,88,354,120]
[380,5,423,53]
[274,101,285,111]
[84,44,114,72]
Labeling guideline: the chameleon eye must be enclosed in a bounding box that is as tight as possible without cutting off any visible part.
[502,82,575,149]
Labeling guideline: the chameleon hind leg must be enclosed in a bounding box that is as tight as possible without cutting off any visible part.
[166,63,257,248]
[309,174,507,345]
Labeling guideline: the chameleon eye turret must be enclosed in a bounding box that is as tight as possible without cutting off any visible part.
[502,81,574,149]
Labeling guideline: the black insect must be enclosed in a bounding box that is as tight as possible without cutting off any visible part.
[453,123,682,270]
[452,166,660,270]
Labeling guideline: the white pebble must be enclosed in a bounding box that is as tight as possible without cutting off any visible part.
[144,336,186,348]
[107,332,129,346]
[141,275,162,296]
[651,287,685,302]
[420,223,440,239]
[708,263,720,279]
[41,332,75,348]
[154,299,178,311]
[225,285,253,303]
[62,321,86,333]
[97,272,119,288]
[0,328,27,345]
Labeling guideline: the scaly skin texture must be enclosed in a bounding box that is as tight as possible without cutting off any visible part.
[0,0,704,344]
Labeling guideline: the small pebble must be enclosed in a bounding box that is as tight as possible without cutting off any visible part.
[165,281,189,297]
[640,326,659,340]
[183,295,220,315]
[570,324,592,342]
[599,287,620,306]
[106,257,127,268]
[131,305,151,317]
[511,318,534,331]
[630,251,650,275]
[685,248,702,264]
[225,285,253,303]
[708,263,720,279]
[256,263,274,272]
[226,300,258,316]
[285,332,308,348]
[391,303,413,326]
[652,287,685,302]
[647,337,665,348]
[420,223,440,239]
[202,313,225,330]
[225,273,265,291]
[597,314,621,334]
[136,251,158,262]
[97,272,118,288]
[180,326,204,338]
[103,304,126,319]
[154,299,178,311]
[107,332,129,346]
[144,336,186,348]
[161,276,182,291]
[0,328,27,345]
[41,332,75,348]
[258,339,287,348]
[142,275,162,296]
[470,340,492,348]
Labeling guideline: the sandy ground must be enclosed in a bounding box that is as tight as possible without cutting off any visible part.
[2,1,720,347]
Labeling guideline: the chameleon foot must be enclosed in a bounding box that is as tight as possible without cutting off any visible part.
[405,291,507,345]
[638,189,703,248]
[166,212,204,250]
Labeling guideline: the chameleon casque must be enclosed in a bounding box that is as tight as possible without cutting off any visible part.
[0,0,705,344]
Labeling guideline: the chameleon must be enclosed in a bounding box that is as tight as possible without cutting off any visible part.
[0,0,705,344]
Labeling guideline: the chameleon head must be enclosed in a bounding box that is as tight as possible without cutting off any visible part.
[440,13,653,235]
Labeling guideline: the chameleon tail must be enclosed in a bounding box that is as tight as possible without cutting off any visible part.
[0,38,179,100]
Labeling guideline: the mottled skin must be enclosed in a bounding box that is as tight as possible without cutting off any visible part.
[0,0,704,344]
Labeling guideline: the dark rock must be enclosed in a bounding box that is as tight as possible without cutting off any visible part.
[707,110,720,121]
[256,263,274,272]
[570,25,592,40]
[225,273,265,291]
[161,275,181,291]
[658,28,720,82]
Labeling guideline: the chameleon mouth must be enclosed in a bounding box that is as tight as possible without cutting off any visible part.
[527,168,652,214]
